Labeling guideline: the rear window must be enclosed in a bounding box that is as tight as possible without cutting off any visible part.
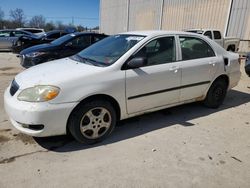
[26,29,43,33]
[213,31,222,39]
[204,31,212,39]
[180,36,215,60]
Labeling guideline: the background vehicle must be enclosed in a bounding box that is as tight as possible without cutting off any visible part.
[4,31,241,144]
[12,30,71,53]
[19,32,107,68]
[185,29,240,52]
[16,28,45,36]
[245,52,250,77]
[0,29,34,51]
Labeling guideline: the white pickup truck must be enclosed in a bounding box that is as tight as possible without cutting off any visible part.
[185,29,240,52]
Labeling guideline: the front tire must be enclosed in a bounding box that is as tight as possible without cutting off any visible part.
[68,100,116,144]
[204,79,228,108]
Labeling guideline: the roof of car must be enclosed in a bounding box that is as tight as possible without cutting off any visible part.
[0,29,34,35]
[119,30,201,37]
[0,29,30,32]
[16,28,44,31]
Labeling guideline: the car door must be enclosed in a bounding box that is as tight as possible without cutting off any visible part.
[0,30,11,49]
[178,36,218,101]
[125,36,181,114]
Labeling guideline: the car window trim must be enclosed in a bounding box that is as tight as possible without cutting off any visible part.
[122,35,178,70]
[177,35,217,61]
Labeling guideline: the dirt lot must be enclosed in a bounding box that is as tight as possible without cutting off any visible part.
[0,52,250,188]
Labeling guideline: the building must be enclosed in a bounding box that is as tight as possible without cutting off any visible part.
[100,0,250,52]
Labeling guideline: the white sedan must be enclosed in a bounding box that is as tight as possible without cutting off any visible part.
[4,31,241,144]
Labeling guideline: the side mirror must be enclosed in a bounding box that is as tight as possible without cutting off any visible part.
[126,57,147,69]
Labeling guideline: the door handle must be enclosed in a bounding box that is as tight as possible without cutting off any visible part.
[209,61,216,66]
[169,66,179,72]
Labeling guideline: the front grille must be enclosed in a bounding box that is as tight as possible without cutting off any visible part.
[9,80,19,96]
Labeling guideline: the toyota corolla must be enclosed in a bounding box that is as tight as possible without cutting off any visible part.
[4,31,241,144]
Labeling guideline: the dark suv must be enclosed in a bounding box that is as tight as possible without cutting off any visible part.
[19,32,107,68]
[12,30,71,53]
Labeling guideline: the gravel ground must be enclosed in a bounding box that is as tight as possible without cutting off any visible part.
[0,52,250,188]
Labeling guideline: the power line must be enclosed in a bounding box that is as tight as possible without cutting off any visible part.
[25,15,98,20]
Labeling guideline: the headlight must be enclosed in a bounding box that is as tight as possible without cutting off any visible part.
[17,85,60,102]
[26,52,46,58]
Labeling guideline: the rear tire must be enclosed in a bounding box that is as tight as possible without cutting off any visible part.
[68,100,116,144]
[204,79,228,108]
[227,45,235,52]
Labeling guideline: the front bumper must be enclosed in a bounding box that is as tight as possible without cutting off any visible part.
[4,86,77,137]
[19,55,43,68]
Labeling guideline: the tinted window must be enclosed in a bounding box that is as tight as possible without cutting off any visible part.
[70,35,91,48]
[0,31,10,37]
[213,31,221,39]
[51,34,74,45]
[204,31,212,39]
[134,37,176,66]
[180,37,215,60]
[47,32,61,39]
[93,35,105,42]
[13,31,26,37]
[23,29,43,33]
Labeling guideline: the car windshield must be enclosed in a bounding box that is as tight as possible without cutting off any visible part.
[75,34,145,66]
[51,33,75,45]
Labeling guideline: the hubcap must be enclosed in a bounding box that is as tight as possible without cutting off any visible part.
[80,107,111,139]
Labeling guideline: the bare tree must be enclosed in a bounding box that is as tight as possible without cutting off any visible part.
[9,8,25,27]
[44,22,55,31]
[76,25,85,32]
[29,15,46,28]
[55,21,65,30]
[0,7,4,21]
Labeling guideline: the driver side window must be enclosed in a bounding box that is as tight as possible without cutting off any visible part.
[134,36,176,66]
[70,36,91,48]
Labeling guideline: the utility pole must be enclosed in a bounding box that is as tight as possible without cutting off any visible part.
[159,0,165,30]
[224,0,233,37]
[72,16,74,25]
[126,0,130,31]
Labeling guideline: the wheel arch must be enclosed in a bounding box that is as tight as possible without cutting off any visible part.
[66,94,121,134]
[212,74,229,89]
[227,44,236,52]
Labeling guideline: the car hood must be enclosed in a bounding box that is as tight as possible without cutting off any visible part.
[15,58,103,89]
[20,43,58,54]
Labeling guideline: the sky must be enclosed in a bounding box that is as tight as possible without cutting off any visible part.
[0,0,100,28]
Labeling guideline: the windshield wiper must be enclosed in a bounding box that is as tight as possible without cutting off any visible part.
[70,54,92,64]
[80,56,107,67]
[70,55,106,67]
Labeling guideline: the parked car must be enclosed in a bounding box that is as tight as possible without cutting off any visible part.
[185,29,240,52]
[19,32,107,68]
[0,29,34,51]
[245,52,250,77]
[12,30,71,53]
[16,28,45,36]
[4,31,241,144]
